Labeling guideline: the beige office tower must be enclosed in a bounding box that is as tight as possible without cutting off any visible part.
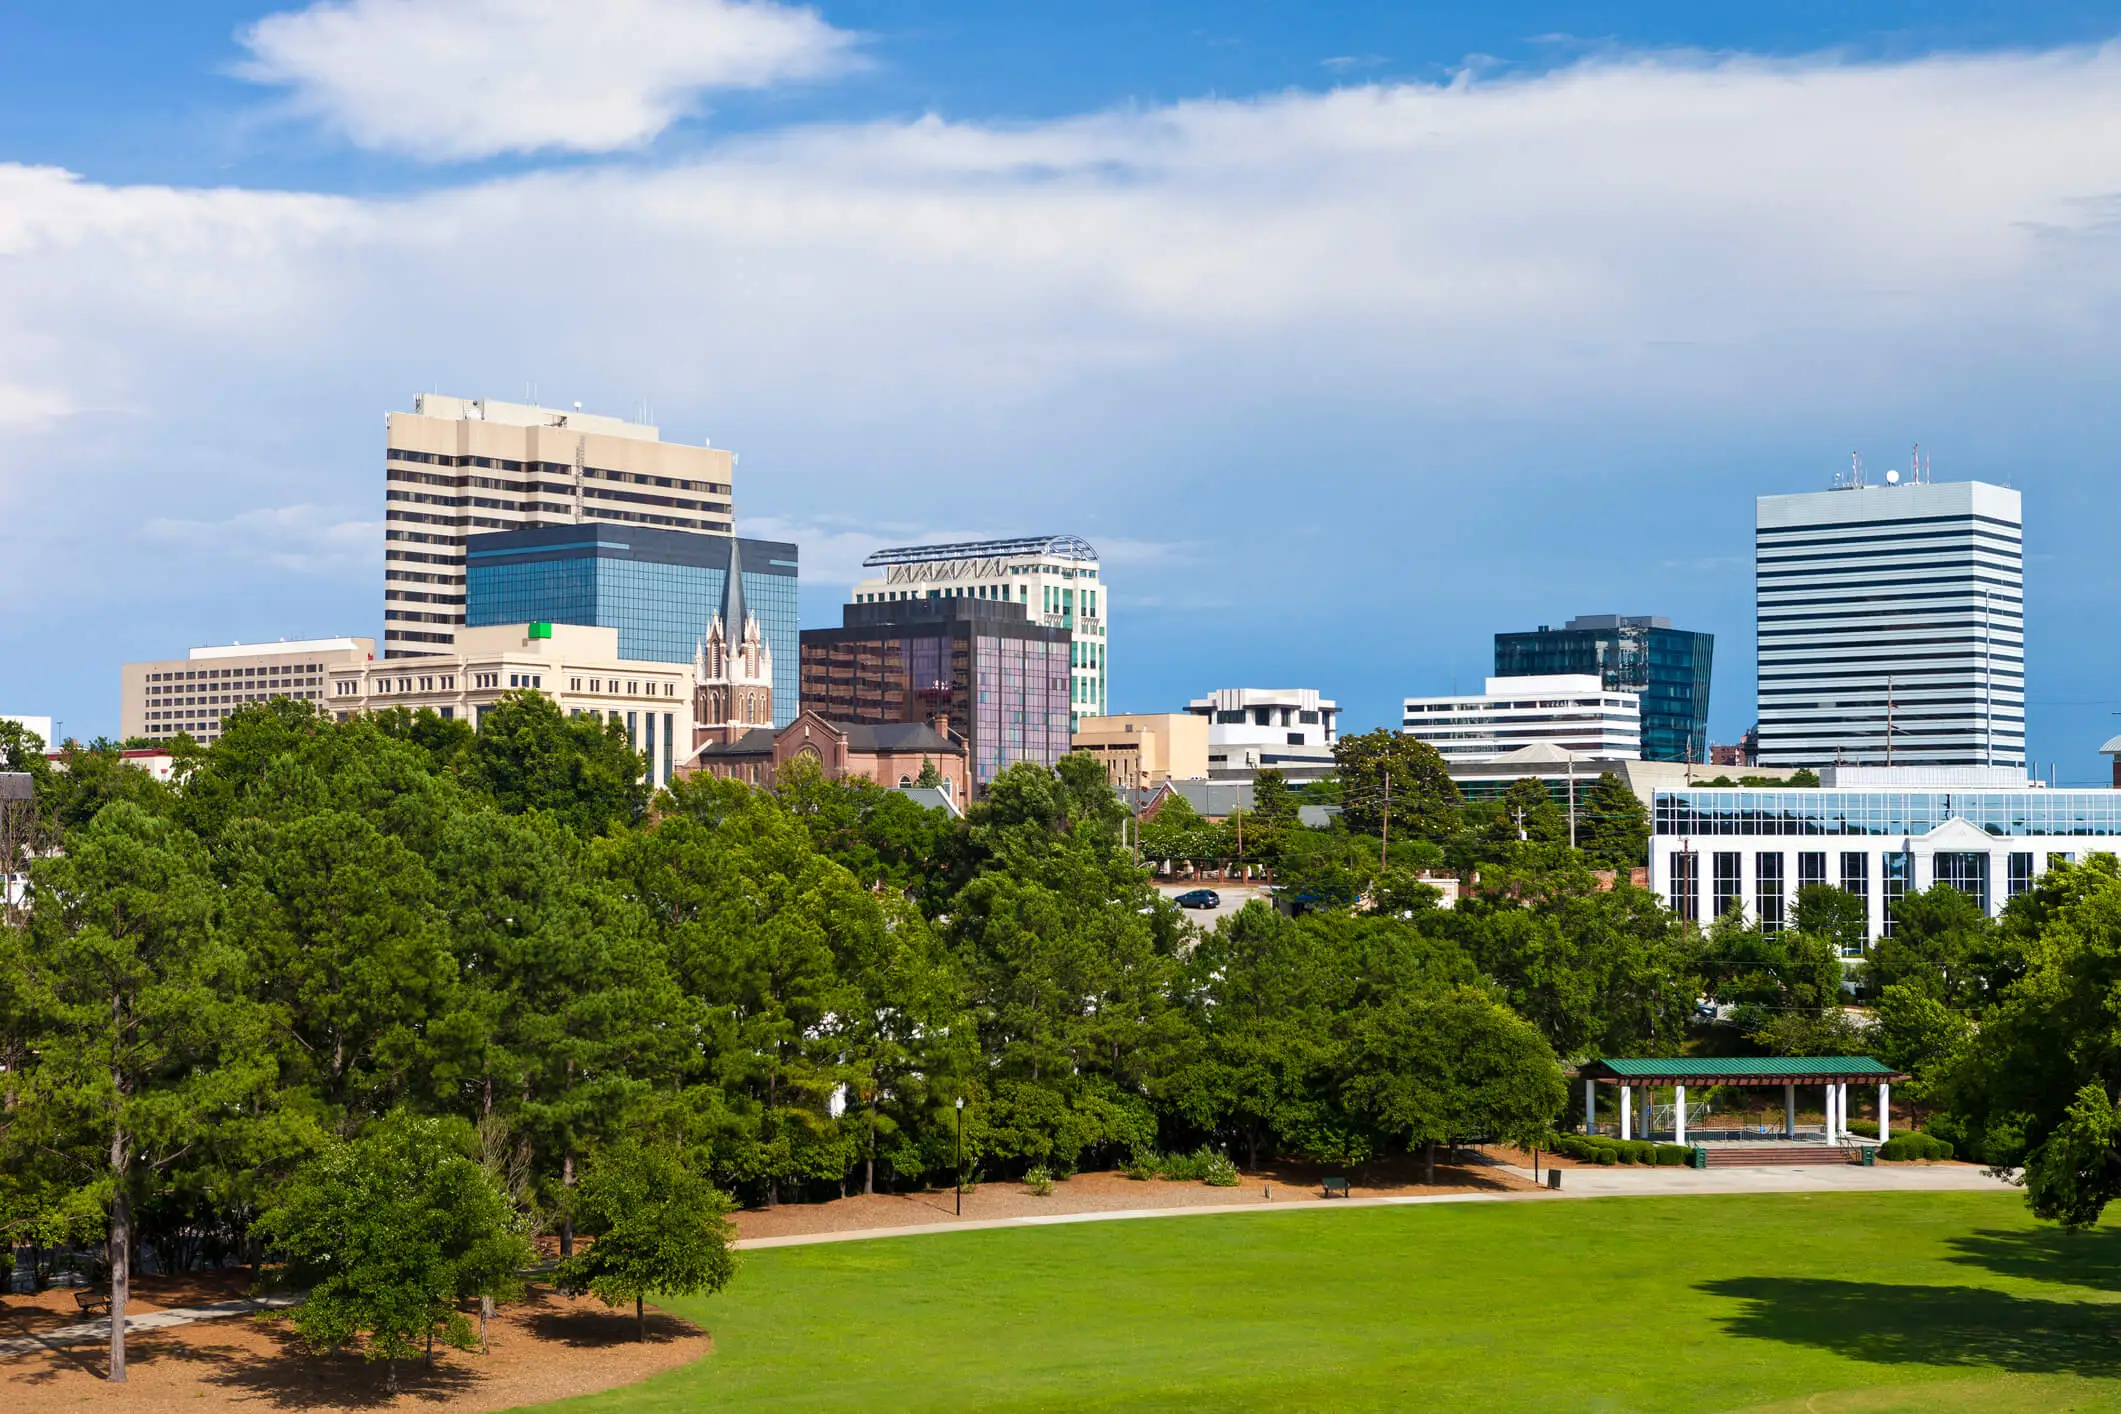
[384,395,737,658]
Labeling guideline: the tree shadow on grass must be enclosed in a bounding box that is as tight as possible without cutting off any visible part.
[1945,1227,2121,1296]
[1701,1278,2121,1379]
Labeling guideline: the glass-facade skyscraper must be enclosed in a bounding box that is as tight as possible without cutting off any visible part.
[464,525,799,727]
[1493,615,1714,763]
[1755,479,2023,769]
[800,598,1071,793]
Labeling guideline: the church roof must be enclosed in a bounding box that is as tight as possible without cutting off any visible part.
[839,721,958,753]
[692,727,779,758]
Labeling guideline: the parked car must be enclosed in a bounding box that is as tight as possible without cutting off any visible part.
[1173,888,1221,910]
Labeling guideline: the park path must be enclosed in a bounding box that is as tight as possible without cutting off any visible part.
[732,1162,2017,1252]
[0,1295,295,1357]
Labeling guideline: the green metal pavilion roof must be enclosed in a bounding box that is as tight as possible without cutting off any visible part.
[1576,1056,1902,1084]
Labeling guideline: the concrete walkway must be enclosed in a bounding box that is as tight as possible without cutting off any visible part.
[734,1162,2018,1251]
[0,1295,295,1357]
[1498,1158,2015,1198]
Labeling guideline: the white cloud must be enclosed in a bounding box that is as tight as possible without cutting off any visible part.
[142,507,381,578]
[237,0,860,159]
[7,44,2121,641]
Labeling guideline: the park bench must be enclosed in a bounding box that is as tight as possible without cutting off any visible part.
[73,1289,110,1318]
[1322,1177,1350,1199]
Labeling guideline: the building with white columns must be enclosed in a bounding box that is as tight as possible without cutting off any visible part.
[1650,765,2115,947]
[1579,1057,1902,1148]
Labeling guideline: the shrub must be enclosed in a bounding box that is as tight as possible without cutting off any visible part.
[1877,1132,1954,1162]
[1629,1141,1659,1165]
[1200,1150,1241,1187]
[1024,1165,1055,1197]
[1595,1148,1617,1166]
[1655,1145,1689,1166]
[1846,1119,1880,1139]
[1122,1148,1159,1182]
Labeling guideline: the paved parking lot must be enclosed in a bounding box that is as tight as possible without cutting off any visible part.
[1155,882,1273,927]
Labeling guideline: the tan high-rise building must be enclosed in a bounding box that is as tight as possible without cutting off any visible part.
[385,394,737,658]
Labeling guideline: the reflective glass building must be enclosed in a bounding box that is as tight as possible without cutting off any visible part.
[800,598,1071,794]
[1493,614,1713,763]
[1650,768,2113,947]
[464,525,798,726]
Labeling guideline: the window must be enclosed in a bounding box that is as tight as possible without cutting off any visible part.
[1882,852,1910,937]
[1935,852,1990,916]
[1712,852,1743,921]
[1756,853,1786,934]
[2008,851,2034,901]
[1839,851,1869,916]
[1798,852,1827,889]
[1668,851,1699,923]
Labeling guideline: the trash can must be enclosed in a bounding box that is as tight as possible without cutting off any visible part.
[1859,1145,1876,1167]
[1689,1145,1708,1170]
[1546,1169,1562,1190]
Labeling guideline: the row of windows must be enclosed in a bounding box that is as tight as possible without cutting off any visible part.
[1655,791,2121,837]
[388,448,729,496]
[148,663,322,682]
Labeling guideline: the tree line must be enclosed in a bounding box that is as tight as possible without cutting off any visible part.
[12,704,2121,1372]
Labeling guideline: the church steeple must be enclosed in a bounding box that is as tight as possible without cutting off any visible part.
[691,537,774,750]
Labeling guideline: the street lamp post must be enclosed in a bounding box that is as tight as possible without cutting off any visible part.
[955,1097,965,1216]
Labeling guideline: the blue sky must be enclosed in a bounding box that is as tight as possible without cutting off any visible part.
[4,1,2121,776]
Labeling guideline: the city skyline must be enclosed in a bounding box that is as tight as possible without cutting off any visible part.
[6,6,2121,776]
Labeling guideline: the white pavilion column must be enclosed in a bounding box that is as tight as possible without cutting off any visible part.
[1878,1081,1891,1142]
[1784,1082,1796,1138]
[1621,1085,1633,1141]
[1586,1079,1597,1135]
[1824,1083,1837,1143]
[1836,1083,1848,1137]
[1674,1085,1687,1146]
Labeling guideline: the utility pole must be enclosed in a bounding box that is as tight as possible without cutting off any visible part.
[1379,771,1391,871]
[1567,753,1578,851]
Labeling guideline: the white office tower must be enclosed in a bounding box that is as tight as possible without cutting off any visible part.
[1756,476,2023,769]
[1402,676,1641,761]
[851,536,1107,727]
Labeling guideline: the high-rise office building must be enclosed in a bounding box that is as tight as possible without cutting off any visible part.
[1756,477,2023,768]
[384,394,736,658]
[800,598,1071,794]
[1494,615,1714,763]
[464,525,798,726]
[849,536,1106,727]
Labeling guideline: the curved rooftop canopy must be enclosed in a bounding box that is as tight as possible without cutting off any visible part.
[863,534,1098,567]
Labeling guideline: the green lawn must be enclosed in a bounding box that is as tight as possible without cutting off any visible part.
[529,1193,2121,1414]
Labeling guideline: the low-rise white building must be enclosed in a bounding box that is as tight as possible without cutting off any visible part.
[1651,764,2109,948]
[1402,675,1641,762]
[326,623,694,785]
[125,639,373,747]
[1186,688,1339,783]
[126,625,694,785]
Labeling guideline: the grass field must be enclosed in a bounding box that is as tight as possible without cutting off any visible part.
[530,1193,2121,1414]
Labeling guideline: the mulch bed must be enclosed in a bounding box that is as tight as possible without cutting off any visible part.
[0,1276,709,1412]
